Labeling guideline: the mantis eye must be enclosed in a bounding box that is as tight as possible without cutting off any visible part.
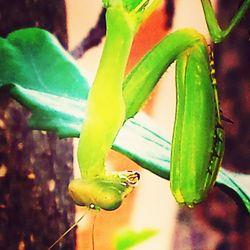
[89,203,96,210]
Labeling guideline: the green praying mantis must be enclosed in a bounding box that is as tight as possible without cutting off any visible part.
[68,0,250,210]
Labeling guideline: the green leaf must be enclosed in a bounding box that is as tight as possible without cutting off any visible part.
[0,28,249,213]
[8,84,86,138]
[0,28,89,99]
[216,168,250,212]
[114,228,158,250]
[0,28,89,137]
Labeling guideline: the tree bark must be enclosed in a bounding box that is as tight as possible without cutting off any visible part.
[0,1,75,249]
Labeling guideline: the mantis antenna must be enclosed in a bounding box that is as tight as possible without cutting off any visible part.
[48,212,88,250]
[91,214,97,250]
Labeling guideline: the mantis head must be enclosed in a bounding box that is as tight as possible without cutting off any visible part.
[68,171,140,211]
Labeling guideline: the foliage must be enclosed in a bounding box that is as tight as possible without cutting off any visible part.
[114,228,158,250]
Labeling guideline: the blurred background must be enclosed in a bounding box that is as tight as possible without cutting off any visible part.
[0,0,249,249]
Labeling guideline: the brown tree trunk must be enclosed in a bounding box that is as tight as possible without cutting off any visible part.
[0,1,76,249]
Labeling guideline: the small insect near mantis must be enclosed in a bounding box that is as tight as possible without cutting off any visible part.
[68,0,250,210]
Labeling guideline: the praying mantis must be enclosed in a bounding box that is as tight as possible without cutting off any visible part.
[68,0,250,210]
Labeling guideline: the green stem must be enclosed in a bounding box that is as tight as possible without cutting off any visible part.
[201,0,250,43]
[77,7,137,178]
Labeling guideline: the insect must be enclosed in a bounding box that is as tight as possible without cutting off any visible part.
[68,0,250,209]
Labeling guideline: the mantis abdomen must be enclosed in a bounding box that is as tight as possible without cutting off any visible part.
[170,43,224,207]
